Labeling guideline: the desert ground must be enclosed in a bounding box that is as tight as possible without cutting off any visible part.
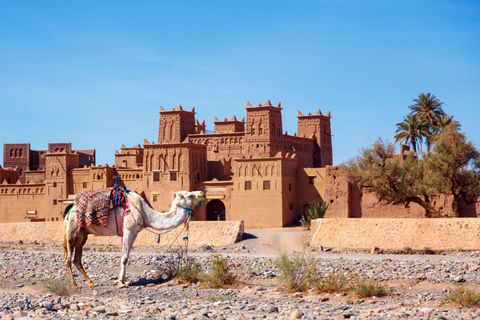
[1,227,480,319]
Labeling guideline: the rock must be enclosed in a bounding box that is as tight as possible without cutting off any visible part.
[268,306,279,313]
[293,292,303,298]
[92,306,106,313]
[42,301,53,310]
[289,310,302,319]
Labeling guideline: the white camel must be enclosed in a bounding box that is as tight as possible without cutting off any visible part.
[63,190,204,288]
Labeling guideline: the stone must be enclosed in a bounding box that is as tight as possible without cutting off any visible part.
[289,311,302,319]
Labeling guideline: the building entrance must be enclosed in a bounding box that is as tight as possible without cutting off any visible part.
[206,199,226,221]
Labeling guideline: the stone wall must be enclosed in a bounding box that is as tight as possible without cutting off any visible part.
[0,220,244,248]
[311,218,480,250]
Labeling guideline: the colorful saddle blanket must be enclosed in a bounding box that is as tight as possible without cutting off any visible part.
[75,187,128,228]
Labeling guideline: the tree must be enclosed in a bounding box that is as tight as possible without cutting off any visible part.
[409,93,445,153]
[394,113,427,153]
[300,201,328,229]
[342,138,439,217]
[424,127,480,216]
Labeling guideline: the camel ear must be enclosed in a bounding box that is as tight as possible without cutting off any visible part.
[176,193,184,200]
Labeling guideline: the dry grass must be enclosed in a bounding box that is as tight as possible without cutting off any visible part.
[43,277,73,296]
[443,286,480,308]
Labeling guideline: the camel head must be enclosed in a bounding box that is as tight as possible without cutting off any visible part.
[174,190,205,210]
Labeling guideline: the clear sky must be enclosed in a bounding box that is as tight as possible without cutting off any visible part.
[1,1,479,167]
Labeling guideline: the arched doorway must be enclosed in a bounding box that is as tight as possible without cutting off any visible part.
[206,199,226,221]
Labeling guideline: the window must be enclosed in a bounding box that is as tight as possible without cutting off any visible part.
[53,199,57,205]
[308,176,315,185]
[53,182,57,188]
[152,194,158,202]
[263,180,270,190]
[289,183,292,191]
[83,182,87,189]
[245,181,252,190]
[289,203,294,210]
[153,171,161,182]
[170,171,177,181]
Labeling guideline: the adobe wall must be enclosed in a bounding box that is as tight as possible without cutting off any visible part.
[0,220,244,248]
[311,218,480,250]
[324,166,480,218]
[0,185,46,222]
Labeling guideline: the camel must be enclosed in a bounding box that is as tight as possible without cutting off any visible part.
[63,190,205,288]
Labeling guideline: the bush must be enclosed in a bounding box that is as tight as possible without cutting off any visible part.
[163,248,191,279]
[175,258,202,284]
[312,272,350,293]
[275,252,316,292]
[200,254,236,288]
[44,277,73,296]
[353,277,394,298]
[443,286,480,308]
[300,201,328,229]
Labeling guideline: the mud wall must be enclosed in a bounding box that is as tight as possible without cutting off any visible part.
[311,218,480,250]
[0,221,244,248]
[324,166,480,218]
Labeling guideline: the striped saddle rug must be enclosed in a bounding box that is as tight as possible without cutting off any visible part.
[74,187,127,228]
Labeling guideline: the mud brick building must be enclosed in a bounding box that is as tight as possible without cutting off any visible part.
[0,100,332,227]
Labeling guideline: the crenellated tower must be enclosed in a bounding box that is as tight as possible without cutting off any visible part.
[158,105,196,144]
[244,100,283,158]
[297,110,332,167]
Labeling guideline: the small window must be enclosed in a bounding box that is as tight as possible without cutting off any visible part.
[153,172,161,182]
[53,182,57,188]
[170,171,177,181]
[289,203,294,210]
[83,182,87,189]
[289,183,292,191]
[53,199,57,205]
[308,176,315,185]
[152,194,158,202]
[263,180,270,190]
[245,181,252,190]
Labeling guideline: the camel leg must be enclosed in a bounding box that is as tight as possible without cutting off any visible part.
[118,229,139,288]
[73,235,97,288]
[64,236,78,288]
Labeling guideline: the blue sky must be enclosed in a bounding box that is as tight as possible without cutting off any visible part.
[1,1,479,166]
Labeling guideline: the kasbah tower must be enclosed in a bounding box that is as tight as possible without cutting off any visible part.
[0,100,332,228]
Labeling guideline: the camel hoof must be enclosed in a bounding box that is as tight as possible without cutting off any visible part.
[88,282,98,288]
[117,281,129,288]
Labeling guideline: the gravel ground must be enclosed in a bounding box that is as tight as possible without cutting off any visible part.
[1,243,480,319]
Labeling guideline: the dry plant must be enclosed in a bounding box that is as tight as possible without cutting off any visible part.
[200,254,236,288]
[274,252,316,292]
[353,277,395,298]
[44,277,73,296]
[312,272,351,293]
[443,286,480,308]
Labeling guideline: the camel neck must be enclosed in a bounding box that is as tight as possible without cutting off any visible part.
[141,200,188,230]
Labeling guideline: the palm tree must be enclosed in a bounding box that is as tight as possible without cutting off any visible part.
[409,93,445,126]
[395,113,427,153]
[436,114,461,132]
[427,114,462,149]
[409,93,445,153]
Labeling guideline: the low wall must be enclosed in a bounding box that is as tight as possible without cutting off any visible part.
[0,221,244,248]
[311,218,480,250]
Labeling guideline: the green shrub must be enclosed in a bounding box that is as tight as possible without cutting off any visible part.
[300,201,328,229]
[353,278,394,298]
[200,254,236,288]
[403,246,412,253]
[443,286,480,308]
[176,258,202,284]
[275,252,316,292]
[312,272,350,293]
[44,277,73,296]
